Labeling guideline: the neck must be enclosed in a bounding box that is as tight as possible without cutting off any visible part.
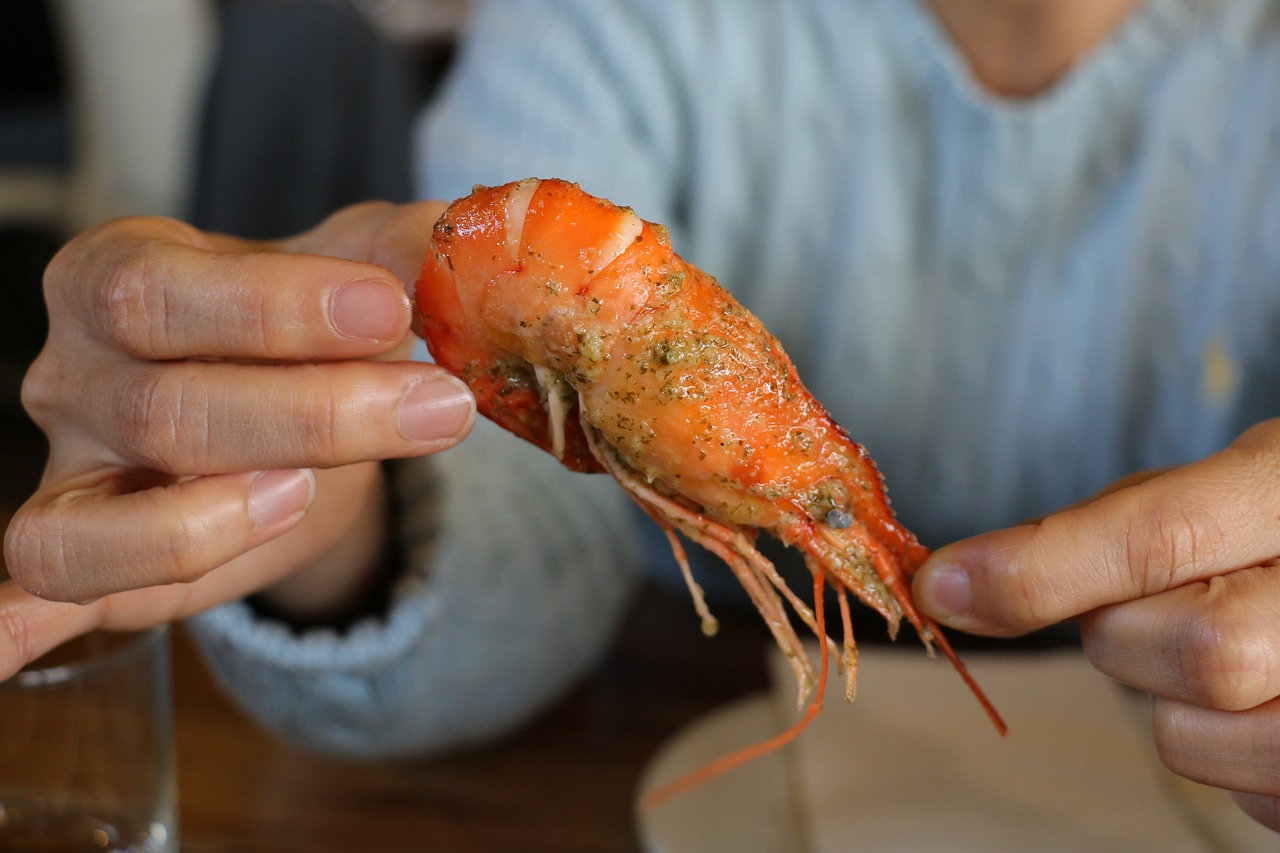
[925,0,1145,98]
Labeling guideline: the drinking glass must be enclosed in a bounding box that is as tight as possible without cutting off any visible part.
[0,626,179,852]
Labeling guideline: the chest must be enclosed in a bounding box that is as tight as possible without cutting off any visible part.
[668,18,1280,537]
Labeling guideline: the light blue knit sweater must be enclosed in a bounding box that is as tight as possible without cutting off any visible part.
[189,0,1280,756]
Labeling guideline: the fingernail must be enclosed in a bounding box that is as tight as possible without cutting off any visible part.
[397,375,475,445]
[248,469,315,530]
[916,562,974,624]
[331,279,408,341]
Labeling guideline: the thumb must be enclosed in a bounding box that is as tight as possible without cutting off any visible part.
[280,199,447,293]
[912,421,1280,636]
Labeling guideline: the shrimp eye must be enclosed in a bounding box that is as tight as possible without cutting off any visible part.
[825,509,853,529]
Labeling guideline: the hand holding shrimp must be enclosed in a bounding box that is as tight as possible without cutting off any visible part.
[0,201,476,677]
[417,179,1006,794]
[915,420,1280,831]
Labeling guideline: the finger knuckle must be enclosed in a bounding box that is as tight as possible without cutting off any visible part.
[3,507,68,600]
[1154,708,1280,797]
[18,350,62,429]
[95,243,167,357]
[1179,583,1280,711]
[1008,563,1061,628]
[117,368,207,472]
[296,370,343,460]
[147,480,249,585]
[1150,699,1207,782]
[161,513,222,584]
[1001,526,1076,629]
[40,230,94,310]
[256,364,344,463]
[327,200,396,232]
[1123,499,1225,595]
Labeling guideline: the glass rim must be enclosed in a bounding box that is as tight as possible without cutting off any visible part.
[0,625,169,689]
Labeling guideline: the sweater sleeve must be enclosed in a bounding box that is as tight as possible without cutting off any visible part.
[184,0,686,757]
[186,416,643,757]
[414,0,687,227]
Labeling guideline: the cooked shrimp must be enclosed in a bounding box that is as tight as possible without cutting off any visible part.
[417,179,1006,803]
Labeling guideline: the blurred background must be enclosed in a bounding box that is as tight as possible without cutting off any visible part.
[0,0,469,513]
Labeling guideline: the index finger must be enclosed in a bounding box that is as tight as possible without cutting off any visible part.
[0,581,102,680]
[913,420,1280,636]
[0,577,201,681]
[48,203,443,363]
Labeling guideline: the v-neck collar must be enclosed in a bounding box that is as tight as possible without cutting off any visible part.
[883,0,1208,122]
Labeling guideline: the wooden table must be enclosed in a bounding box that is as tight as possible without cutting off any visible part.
[171,580,1065,852]
[0,411,776,852]
[173,586,776,853]
[0,412,1070,852]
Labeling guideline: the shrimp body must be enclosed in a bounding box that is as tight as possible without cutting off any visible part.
[417,179,1004,736]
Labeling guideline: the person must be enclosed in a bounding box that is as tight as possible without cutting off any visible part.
[4,0,1280,833]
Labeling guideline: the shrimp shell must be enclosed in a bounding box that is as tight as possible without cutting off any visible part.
[416,179,1006,795]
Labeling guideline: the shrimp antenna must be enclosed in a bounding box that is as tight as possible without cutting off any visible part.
[638,570,831,813]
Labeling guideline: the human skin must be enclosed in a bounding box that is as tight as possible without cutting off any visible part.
[0,201,476,670]
[3,0,1276,835]
[927,0,1143,97]
[910,0,1280,833]
[0,0,1141,667]
[915,424,1280,831]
